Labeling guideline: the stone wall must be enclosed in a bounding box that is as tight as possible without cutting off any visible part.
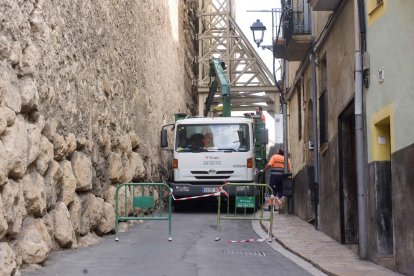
[0,0,198,274]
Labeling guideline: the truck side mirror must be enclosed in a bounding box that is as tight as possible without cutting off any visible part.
[260,128,268,145]
[161,128,168,148]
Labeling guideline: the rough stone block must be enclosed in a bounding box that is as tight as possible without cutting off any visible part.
[119,134,132,153]
[20,43,40,76]
[53,202,76,248]
[96,202,115,235]
[65,133,77,158]
[29,10,44,33]
[132,152,146,181]
[42,119,57,142]
[58,160,76,206]
[36,136,54,175]
[0,106,16,126]
[26,122,41,165]
[108,152,123,183]
[19,78,39,113]
[0,68,21,113]
[77,232,103,248]
[17,218,52,264]
[104,185,116,208]
[53,133,67,161]
[2,116,28,179]
[71,152,92,192]
[79,193,104,235]
[1,179,27,237]
[69,193,81,235]
[121,153,133,183]
[41,212,54,238]
[9,42,22,65]
[76,133,87,150]
[0,242,17,276]
[129,132,141,150]
[22,172,46,217]
[44,160,63,210]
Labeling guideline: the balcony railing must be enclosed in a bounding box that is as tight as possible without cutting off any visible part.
[275,0,312,61]
[284,0,312,42]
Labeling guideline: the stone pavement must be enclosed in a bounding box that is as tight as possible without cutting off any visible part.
[261,213,402,276]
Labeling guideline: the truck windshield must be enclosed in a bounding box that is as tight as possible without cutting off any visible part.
[175,123,250,152]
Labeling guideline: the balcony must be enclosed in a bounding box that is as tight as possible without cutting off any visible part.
[273,37,285,59]
[274,0,312,61]
[309,0,342,11]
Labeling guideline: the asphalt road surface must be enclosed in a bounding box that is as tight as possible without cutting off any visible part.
[26,205,314,276]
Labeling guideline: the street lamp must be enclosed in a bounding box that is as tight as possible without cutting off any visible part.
[250,19,267,48]
[250,19,273,51]
[250,15,291,213]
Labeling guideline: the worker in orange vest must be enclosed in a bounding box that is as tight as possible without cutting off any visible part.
[262,148,291,198]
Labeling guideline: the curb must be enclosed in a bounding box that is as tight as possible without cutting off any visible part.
[260,218,336,276]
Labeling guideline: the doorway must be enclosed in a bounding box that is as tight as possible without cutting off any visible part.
[339,100,358,244]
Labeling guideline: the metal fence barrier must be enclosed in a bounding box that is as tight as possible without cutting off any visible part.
[115,183,172,241]
[216,182,274,242]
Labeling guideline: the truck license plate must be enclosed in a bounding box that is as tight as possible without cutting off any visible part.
[201,187,218,193]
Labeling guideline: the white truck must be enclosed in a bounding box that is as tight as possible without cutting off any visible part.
[160,59,268,204]
[161,116,257,198]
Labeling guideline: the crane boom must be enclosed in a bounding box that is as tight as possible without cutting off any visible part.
[204,58,231,117]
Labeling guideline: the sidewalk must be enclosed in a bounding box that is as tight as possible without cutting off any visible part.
[261,213,402,276]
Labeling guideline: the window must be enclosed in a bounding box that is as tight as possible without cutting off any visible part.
[175,123,250,152]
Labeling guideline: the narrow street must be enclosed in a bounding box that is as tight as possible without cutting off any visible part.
[0,0,412,275]
[25,208,317,276]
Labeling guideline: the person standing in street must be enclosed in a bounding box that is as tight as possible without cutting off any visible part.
[262,148,291,199]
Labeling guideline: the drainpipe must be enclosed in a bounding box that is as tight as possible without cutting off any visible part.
[310,46,320,229]
[283,60,289,174]
[354,0,367,259]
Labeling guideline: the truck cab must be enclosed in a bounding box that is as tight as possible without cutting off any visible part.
[162,116,257,198]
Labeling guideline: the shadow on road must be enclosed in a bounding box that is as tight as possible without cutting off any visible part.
[173,199,219,213]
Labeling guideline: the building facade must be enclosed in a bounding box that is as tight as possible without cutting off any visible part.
[365,0,414,274]
[277,0,414,274]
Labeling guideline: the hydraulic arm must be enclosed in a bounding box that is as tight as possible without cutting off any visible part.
[204,58,231,117]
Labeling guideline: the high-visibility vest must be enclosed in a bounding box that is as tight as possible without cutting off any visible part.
[268,154,291,171]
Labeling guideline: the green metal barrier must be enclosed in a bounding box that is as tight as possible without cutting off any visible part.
[115,183,172,241]
[216,182,274,241]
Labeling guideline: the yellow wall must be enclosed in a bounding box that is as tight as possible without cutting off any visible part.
[367,0,386,25]
[370,104,394,161]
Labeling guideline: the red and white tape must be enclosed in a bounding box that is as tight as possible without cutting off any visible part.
[226,238,266,243]
[170,186,228,201]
